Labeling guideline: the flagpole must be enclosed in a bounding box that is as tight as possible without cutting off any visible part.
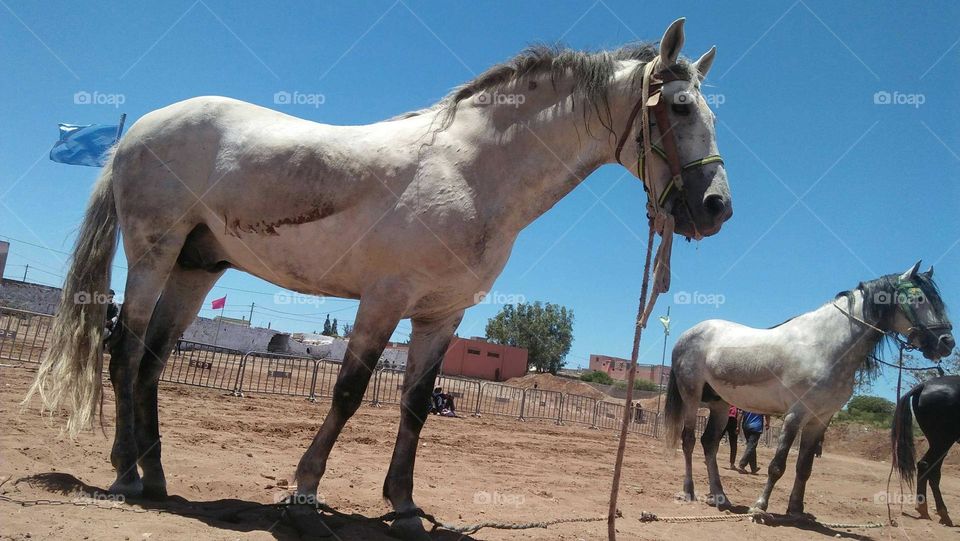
[655,306,670,420]
[213,302,225,347]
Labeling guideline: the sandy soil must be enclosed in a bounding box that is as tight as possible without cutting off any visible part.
[2,365,957,541]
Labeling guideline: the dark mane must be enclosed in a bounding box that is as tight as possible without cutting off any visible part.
[396,43,696,130]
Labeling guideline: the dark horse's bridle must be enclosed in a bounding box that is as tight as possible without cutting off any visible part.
[614,65,724,213]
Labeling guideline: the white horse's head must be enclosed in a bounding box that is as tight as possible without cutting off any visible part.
[616,18,731,239]
[889,261,955,360]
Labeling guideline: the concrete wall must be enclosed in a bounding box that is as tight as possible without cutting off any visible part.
[0,279,61,315]
[588,354,670,385]
[441,337,527,382]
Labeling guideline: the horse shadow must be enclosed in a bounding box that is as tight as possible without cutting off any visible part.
[724,506,877,541]
[16,472,477,541]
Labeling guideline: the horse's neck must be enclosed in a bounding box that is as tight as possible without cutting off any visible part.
[444,67,637,234]
[816,291,884,376]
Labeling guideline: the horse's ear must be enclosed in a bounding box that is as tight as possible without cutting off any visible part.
[899,260,922,282]
[693,46,717,80]
[659,18,685,66]
[926,265,934,277]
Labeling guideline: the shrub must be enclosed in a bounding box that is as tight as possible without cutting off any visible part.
[579,370,614,385]
[612,378,659,391]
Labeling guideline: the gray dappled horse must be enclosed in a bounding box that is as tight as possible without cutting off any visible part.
[665,262,953,517]
[893,374,960,526]
[25,19,731,539]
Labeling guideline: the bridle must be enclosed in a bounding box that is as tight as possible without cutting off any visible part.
[894,278,952,348]
[614,61,724,214]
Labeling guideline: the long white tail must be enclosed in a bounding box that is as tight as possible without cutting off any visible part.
[23,151,119,436]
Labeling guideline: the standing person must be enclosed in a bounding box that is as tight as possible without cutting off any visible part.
[737,410,768,474]
[103,289,120,343]
[724,405,740,470]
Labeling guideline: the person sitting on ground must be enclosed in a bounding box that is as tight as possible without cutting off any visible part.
[429,387,457,417]
[103,289,120,343]
[737,409,768,474]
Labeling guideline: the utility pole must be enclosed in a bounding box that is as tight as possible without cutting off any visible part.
[22,264,28,281]
[248,302,255,325]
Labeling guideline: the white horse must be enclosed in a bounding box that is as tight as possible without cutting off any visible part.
[665,262,954,517]
[26,19,732,538]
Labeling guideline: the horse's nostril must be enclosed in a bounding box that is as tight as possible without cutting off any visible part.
[704,194,726,216]
[939,334,956,351]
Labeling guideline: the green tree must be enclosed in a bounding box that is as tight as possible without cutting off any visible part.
[485,301,574,374]
[322,314,332,336]
[580,370,614,385]
[835,394,896,427]
[906,350,959,387]
[341,323,354,338]
[331,318,339,337]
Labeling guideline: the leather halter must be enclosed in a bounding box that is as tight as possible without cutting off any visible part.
[614,66,724,210]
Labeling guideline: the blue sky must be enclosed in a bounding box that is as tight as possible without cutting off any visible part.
[1,1,958,400]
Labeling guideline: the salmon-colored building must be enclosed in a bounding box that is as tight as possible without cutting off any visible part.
[440,337,528,382]
[589,354,670,386]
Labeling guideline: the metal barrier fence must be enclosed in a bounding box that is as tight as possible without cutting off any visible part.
[161,340,245,391]
[520,388,563,423]
[561,393,597,427]
[235,352,317,399]
[0,306,52,364]
[477,383,525,418]
[1,312,776,447]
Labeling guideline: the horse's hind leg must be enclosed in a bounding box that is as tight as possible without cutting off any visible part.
[701,402,731,509]
[680,401,700,502]
[752,409,803,513]
[786,419,827,517]
[108,236,183,496]
[922,440,954,526]
[384,310,464,541]
[294,282,408,501]
[135,262,224,498]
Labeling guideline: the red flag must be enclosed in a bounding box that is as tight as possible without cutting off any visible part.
[211,296,226,310]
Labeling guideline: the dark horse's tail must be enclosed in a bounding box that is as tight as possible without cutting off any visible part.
[664,367,684,447]
[892,382,924,484]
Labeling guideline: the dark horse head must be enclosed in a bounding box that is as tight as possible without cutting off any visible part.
[860,261,955,360]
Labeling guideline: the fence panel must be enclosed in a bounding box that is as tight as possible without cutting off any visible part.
[370,369,405,406]
[0,307,53,364]
[628,407,659,437]
[235,352,317,399]
[520,389,563,423]
[560,393,597,426]
[594,401,625,431]
[477,383,524,418]
[436,375,481,416]
[312,360,342,399]
[160,340,244,391]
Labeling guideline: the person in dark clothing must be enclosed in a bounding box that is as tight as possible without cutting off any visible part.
[429,387,456,417]
[103,289,120,343]
[737,410,768,474]
[724,405,740,470]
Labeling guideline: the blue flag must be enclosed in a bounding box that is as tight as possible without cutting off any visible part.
[50,123,121,167]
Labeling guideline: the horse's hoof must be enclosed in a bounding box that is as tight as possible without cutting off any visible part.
[388,517,430,541]
[939,515,953,527]
[749,507,773,524]
[108,478,143,498]
[706,493,730,510]
[283,504,334,538]
[917,503,931,519]
[141,482,167,500]
[675,491,696,503]
[787,511,816,522]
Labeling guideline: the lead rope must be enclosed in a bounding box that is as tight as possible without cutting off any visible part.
[607,57,675,541]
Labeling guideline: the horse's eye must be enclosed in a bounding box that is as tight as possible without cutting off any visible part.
[671,103,691,116]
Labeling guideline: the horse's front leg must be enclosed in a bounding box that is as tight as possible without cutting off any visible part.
[752,411,802,513]
[383,311,463,541]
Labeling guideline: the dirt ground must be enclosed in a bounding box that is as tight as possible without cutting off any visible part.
[2,365,958,541]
